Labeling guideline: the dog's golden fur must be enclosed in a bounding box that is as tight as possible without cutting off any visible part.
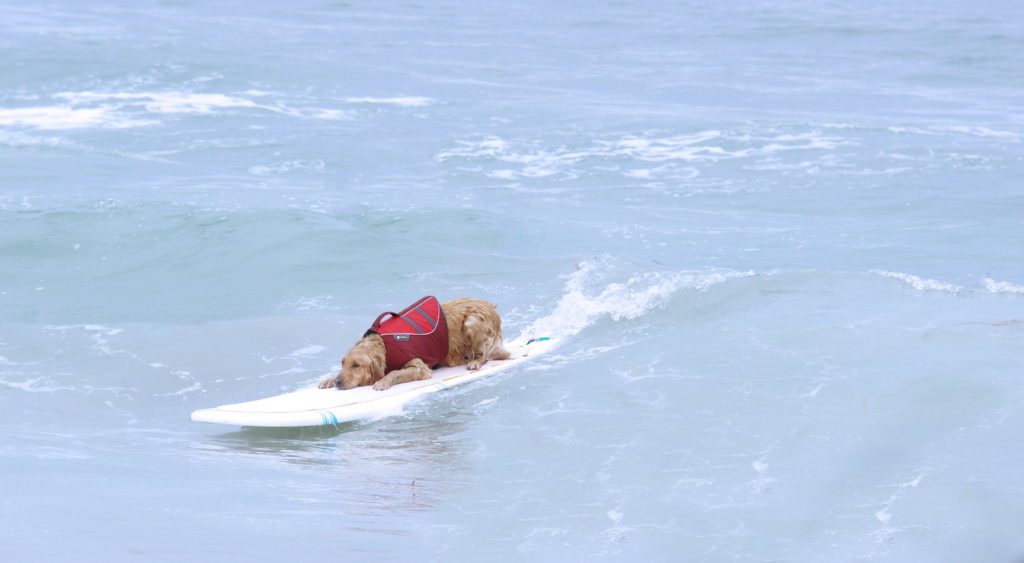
[318,298,510,391]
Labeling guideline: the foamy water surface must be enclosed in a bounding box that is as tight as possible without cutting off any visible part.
[2,1,1023,561]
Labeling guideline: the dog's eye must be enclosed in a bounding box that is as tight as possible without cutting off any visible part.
[352,363,360,368]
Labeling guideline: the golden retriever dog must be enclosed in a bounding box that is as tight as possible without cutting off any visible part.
[318,298,511,391]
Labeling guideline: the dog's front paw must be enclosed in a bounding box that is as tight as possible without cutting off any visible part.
[318,378,339,389]
[372,378,393,391]
[467,360,484,371]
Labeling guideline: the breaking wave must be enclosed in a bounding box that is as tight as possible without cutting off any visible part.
[871,270,963,293]
[512,258,754,345]
[0,90,433,131]
[984,278,1024,295]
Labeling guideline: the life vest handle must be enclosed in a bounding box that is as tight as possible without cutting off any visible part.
[370,311,401,332]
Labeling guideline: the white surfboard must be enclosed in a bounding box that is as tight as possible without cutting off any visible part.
[190,337,556,427]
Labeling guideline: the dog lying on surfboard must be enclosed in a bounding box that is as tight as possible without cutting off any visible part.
[318,296,511,391]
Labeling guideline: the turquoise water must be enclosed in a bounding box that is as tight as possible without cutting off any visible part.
[2,1,1023,560]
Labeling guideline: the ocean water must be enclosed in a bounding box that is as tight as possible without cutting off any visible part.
[2,0,1023,560]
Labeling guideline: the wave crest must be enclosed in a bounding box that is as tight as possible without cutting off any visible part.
[513,258,753,344]
[984,278,1024,295]
[871,270,962,293]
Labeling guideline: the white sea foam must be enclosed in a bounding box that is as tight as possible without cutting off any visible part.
[939,126,1017,138]
[344,96,433,107]
[166,382,204,396]
[0,130,80,148]
[43,324,124,356]
[984,278,1024,295]
[289,345,327,357]
[249,160,326,176]
[308,108,351,120]
[439,131,846,179]
[54,91,262,114]
[871,270,962,293]
[0,91,353,130]
[0,376,74,393]
[0,105,156,130]
[0,106,106,129]
[513,259,753,345]
[83,325,124,336]
[1,91,281,130]
[888,125,1019,139]
[874,474,925,527]
[625,169,652,178]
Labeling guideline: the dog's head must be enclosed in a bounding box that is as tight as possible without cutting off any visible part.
[333,336,385,389]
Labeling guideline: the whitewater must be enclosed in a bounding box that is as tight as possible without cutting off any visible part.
[2,1,1023,561]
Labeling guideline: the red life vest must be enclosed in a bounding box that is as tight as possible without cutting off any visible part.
[367,296,449,372]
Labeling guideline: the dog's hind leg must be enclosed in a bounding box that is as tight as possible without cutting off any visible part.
[372,358,432,391]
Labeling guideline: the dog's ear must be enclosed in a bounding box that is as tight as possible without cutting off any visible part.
[371,355,385,383]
